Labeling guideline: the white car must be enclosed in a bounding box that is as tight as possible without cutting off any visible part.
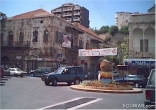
[8,68,27,77]
[112,71,119,77]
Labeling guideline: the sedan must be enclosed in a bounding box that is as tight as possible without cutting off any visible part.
[8,68,27,77]
[114,74,148,88]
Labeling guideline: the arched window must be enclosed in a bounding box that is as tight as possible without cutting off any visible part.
[33,30,38,42]
[19,31,24,43]
[43,29,49,43]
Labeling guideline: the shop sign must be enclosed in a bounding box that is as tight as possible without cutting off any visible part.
[131,61,155,66]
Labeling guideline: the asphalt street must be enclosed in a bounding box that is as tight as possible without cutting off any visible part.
[0,76,147,109]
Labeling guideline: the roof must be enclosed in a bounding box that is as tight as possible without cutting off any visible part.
[8,9,54,20]
[72,23,103,41]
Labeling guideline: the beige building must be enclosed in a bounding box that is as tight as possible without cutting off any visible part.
[1,9,102,73]
[125,9,155,78]
[115,12,132,29]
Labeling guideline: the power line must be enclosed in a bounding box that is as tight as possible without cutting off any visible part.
[92,0,109,27]
[96,1,113,26]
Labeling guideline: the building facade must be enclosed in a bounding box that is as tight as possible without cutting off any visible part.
[115,12,132,29]
[51,3,89,28]
[1,9,102,73]
[126,10,155,77]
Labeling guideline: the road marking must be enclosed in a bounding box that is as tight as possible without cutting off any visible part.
[37,97,102,110]
[67,98,102,110]
[37,97,84,110]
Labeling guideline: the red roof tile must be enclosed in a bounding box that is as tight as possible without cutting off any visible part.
[9,9,54,20]
[72,23,103,41]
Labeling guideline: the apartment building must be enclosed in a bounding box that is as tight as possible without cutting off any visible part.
[1,9,102,73]
[115,12,132,29]
[51,3,90,28]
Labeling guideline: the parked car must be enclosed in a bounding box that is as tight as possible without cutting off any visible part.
[41,66,85,86]
[7,68,27,77]
[29,67,53,77]
[0,66,4,79]
[114,74,148,88]
[112,71,119,77]
[144,69,155,109]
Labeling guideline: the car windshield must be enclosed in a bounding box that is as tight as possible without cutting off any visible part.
[17,68,23,71]
[54,67,65,73]
[147,69,155,86]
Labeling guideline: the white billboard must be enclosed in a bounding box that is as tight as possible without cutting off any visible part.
[78,48,117,56]
[62,34,71,48]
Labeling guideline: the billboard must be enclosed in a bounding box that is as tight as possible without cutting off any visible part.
[62,34,71,48]
[78,48,117,56]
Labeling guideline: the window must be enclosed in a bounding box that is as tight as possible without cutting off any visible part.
[43,29,49,43]
[76,67,83,74]
[144,39,148,52]
[19,31,24,43]
[55,31,58,42]
[69,68,76,74]
[32,30,38,42]
[140,39,149,52]
[86,41,90,49]
[140,39,143,52]
[79,38,83,48]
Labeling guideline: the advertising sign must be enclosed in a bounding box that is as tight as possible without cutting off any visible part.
[78,48,117,56]
[62,34,71,48]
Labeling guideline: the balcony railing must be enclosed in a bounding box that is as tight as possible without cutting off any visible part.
[73,17,80,21]
[62,13,72,17]
[1,41,30,47]
[63,7,72,11]
[74,6,80,10]
[74,12,80,15]
[129,47,155,58]
[52,9,61,13]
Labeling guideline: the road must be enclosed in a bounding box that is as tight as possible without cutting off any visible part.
[0,76,147,109]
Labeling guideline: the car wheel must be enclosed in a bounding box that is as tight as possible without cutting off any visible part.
[67,82,72,86]
[20,75,23,77]
[135,83,139,88]
[45,80,50,86]
[14,74,17,77]
[52,79,57,86]
[74,78,81,85]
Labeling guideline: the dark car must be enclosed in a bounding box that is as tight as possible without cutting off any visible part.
[29,67,52,77]
[41,66,85,86]
[144,69,155,109]
[114,74,148,88]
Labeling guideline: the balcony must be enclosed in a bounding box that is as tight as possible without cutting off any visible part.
[74,6,80,10]
[1,41,30,48]
[73,17,80,21]
[52,9,61,13]
[129,47,155,58]
[64,18,72,22]
[55,14,61,17]
[63,7,72,11]
[62,13,72,17]
[74,12,80,15]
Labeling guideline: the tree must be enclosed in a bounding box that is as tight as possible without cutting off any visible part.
[119,26,129,35]
[100,26,109,33]
[109,26,118,36]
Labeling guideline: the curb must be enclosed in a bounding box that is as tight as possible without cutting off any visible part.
[70,85,143,94]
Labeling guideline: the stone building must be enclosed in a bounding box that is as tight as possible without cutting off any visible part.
[125,8,155,77]
[1,9,103,73]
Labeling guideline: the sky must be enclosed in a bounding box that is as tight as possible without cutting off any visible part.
[0,0,155,29]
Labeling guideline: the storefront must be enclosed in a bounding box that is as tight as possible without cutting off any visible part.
[123,59,155,78]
